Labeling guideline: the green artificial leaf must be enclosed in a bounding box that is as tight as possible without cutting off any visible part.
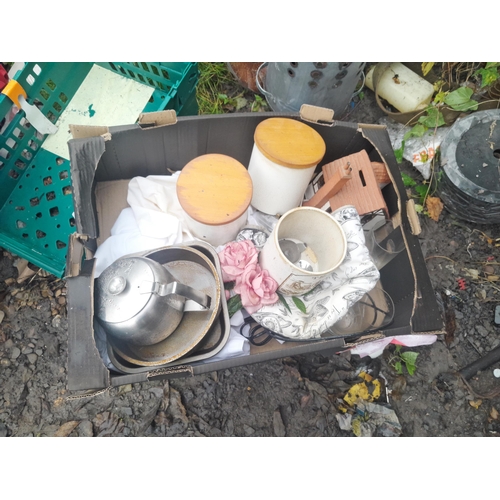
[401,172,417,188]
[418,106,445,129]
[485,62,500,69]
[444,87,479,111]
[394,361,403,375]
[394,140,406,164]
[292,296,307,314]
[414,203,424,213]
[277,292,291,313]
[404,123,428,141]
[227,294,242,318]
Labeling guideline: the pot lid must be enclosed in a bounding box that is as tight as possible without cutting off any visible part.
[439,110,500,223]
[254,117,326,169]
[95,257,157,324]
[176,154,253,225]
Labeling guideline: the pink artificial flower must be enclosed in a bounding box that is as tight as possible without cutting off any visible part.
[218,240,259,282]
[234,262,279,314]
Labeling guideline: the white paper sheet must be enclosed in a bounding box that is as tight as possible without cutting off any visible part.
[42,64,154,159]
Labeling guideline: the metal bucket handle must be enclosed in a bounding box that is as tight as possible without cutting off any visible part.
[255,62,272,98]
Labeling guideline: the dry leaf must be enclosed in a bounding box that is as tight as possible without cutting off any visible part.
[463,268,480,279]
[54,421,80,437]
[490,407,499,420]
[14,258,37,284]
[487,275,499,282]
[426,196,444,222]
[469,400,482,410]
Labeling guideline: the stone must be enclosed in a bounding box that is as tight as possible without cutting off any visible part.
[243,424,255,436]
[273,409,286,437]
[0,358,11,367]
[78,420,94,437]
[148,387,164,398]
[4,339,13,349]
[10,347,20,360]
[476,325,489,337]
[27,353,37,364]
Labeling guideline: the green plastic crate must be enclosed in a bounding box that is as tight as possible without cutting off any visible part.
[0,62,198,277]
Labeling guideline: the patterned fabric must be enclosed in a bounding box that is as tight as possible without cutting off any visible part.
[249,205,380,340]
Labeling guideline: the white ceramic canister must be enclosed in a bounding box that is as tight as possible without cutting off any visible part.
[176,154,253,247]
[247,117,326,216]
[259,206,347,296]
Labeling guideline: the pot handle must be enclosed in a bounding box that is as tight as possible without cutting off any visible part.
[139,280,211,309]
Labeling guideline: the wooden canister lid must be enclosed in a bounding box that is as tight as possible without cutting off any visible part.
[176,154,253,226]
[254,117,326,169]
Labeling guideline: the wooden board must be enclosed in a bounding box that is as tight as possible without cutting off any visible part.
[323,150,388,216]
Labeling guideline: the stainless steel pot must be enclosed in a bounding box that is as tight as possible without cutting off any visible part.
[95,256,211,346]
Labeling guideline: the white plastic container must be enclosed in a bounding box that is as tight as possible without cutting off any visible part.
[248,117,326,216]
[365,63,434,113]
[176,154,253,247]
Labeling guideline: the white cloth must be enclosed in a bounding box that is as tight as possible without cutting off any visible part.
[94,173,195,277]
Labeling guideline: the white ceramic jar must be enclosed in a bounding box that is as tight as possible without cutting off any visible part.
[247,117,326,216]
[259,207,347,296]
[176,154,253,247]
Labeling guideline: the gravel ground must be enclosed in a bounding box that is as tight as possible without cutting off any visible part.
[0,81,499,438]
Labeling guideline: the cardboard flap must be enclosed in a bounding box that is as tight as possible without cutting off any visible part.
[65,233,87,278]
[300,104,334,125]
[138,110,177,128]
[67,260,110,391]
[406,199,422,235]
[358,125,444,334]
[68,135,107,239]
[70,124,110,140]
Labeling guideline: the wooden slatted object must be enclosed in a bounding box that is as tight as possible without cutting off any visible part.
[303,150,389,217]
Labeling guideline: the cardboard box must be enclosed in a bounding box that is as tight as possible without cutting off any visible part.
[66,108,444,392]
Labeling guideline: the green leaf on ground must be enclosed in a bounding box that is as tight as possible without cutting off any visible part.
[401,172,417,188]
[415,183,430,204]
[394,361,403,375]
[475,64,500,88]
[401,351,419,375]
[404,123,428,141]
[394,140,406,163]
[418,106,445,129]
[292,296,307,314]
[401,351,419,366]
[444,87,478,111]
